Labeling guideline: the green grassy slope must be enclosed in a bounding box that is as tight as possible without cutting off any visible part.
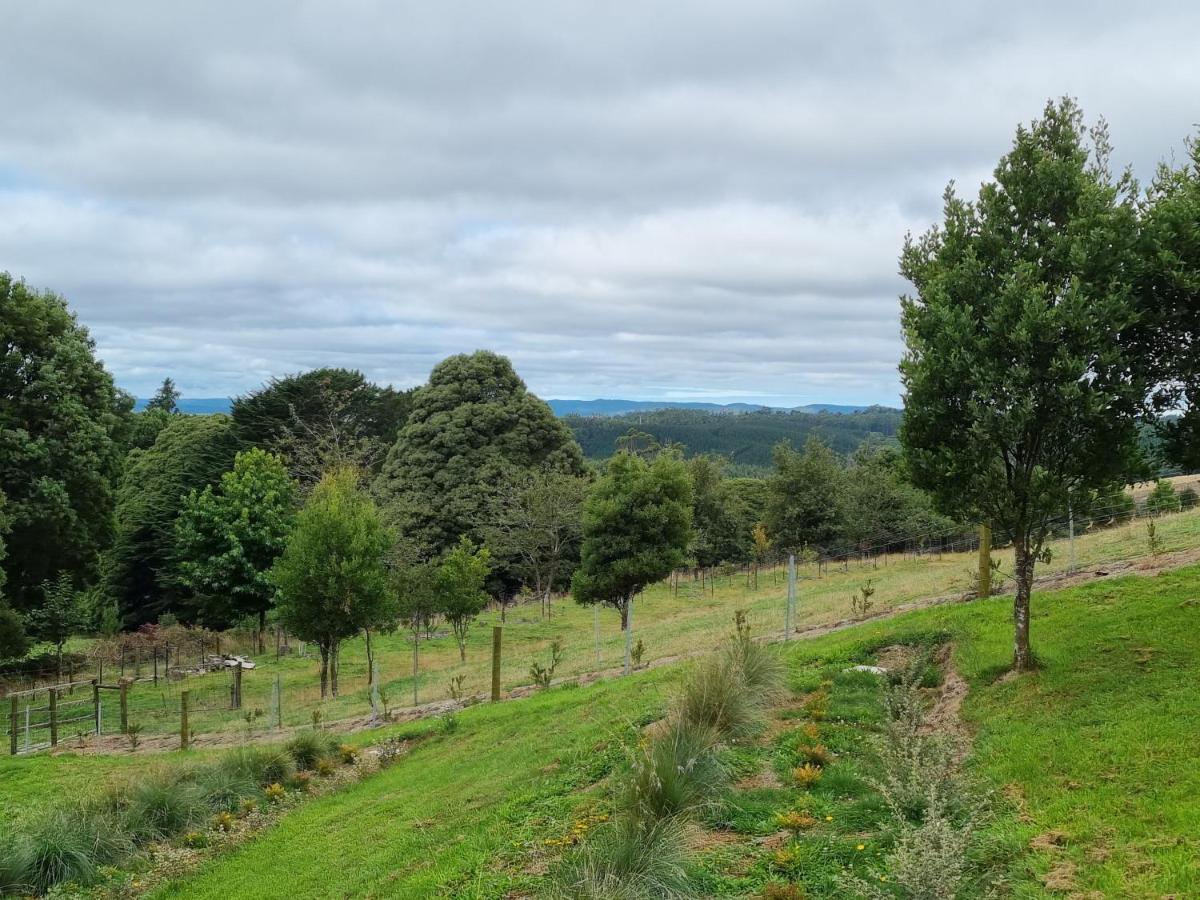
[149,564,1200,898]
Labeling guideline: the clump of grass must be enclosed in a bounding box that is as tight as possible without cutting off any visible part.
[761,882,806,900]
[619,720,726,821]
[675,655,760,740]
[547,817,696,899]
[219,745,296,787]
[794,741,832,767]
[774,809,817,834]
[195,763,260,813]
[6,809,129,894]
[286,730,336,770]
[122,774,208,840]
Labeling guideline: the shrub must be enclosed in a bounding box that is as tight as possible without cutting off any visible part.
[792,763,823,788]
[774,810,817,834]
[437,713,459,735]
[675,656,759,740]
[794,743,832,768]
[286,730,336,770]
[1180,486,1199,510]
[338,744,358,765]
[316,758,337,778]
[212,811,236,833]
[620,720,726,822]
[123,774,208,840]
[803,690,829,722]
[1145,479,1181,516]
[532,638,566,688]
[547,817,695,899]
[264,783,287,802]
[292,771,313,792]
[631,638,645,668]
[375,736,409,767]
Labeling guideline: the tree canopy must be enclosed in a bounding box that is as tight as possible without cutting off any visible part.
[432,536,492,662]
[899,98,1148,670]
[174,448,297,633]
[270,468,393,697]
[102,414,241,627]
[375,351,584,566]
[0,273,129,610]
[764,437,845,553]
[572,451,693,625]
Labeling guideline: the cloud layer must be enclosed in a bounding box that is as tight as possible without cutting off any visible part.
[2,1,1197,404]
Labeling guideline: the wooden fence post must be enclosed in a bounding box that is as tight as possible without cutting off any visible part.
[978,523,992,599]
[119,681,129,734]
[490,627,502,702]
[92,679,101,735]
[233,662,243,710]
[8,696,16,755]
[49,689,58,748]
[180,690,190,751]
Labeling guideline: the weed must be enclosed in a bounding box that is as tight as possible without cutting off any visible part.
[794,743,832,767]
[125,722,143,752]
[850,580,876,618]
[792,763,823,788]
[448,673,467,699]
[375,736,410,767]
[291,771,313,792]
[437,713,459,735]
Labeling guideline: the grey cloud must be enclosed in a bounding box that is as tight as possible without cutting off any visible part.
[1,1,1197,405]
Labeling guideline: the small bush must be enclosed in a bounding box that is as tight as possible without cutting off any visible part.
[338,744,358,765]
[292,771,313,792]
[774,810,817,834]
[286,730,336,770]
[676,656,759,740]
[1179,486,1199,510]
[532,638,566,688]
[212,811,235,833]
[264,783,286,802]
[631,638,646,668]
[315,758,337,778]
[620,720,726,822]
[375,736,409,767]
[792,763,823,788]
[762,882,806,900]
[794,743,832,768]
[220,745,296,787]
[547,817,696,899]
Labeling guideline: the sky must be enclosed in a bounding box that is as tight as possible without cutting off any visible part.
[2,2,1198,407]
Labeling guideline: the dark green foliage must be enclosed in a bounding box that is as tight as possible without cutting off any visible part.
[765,437,845,552]
[127,407,175,451]
[689,456,760,567]
[145,377,182,414]
[1144,479,1181,515]
[899,99,1148,669]
[232,367,412,484]
[219,745,296,787]
[0,601,29,662]
[27,572,88,674]
[5,809,130,894]
[270,468,393,697]
[1139,138,1200,469]
[1180,487,1199,510]
[548,816,696,900]
[620,720,727,821]
[285,730,338,770]
[375,352,584,570]
[174,448,297,631]
[840,442,954,547]
[572,452,693,622]
[102,414,240,627]
[433,536,492,662]
[565,407,902,466]
[0,273,129,610]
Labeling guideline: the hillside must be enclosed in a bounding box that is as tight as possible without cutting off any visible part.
[565,406,903,464]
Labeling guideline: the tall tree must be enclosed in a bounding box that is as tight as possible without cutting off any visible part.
[270,468,393,697]
[376,351,585,574]
[688,455,757,567]
[899,99,1147,671]
[432,536,492,663]
[572,452,692,673]
[145,377,182,414]
[482,466,587,619]
[0,274,129,610]
[174,448,297,640]
[0,493,30,662]
[102,415,240,627]
[232,368,411,484]
[764,437,845,552]
[1139,136,1200,467]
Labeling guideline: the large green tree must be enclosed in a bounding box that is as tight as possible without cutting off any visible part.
[270,468,393,697]
[764,437,845,553]
[688,455,758,567]
[233,368,412,484]
[174,448,297,638]
[1140,137,1200,467]
[0,493,31,662]
[571,451,692,673]
[0,274,129,610]
[899,99,1147,671]
[102,415,240,627]
[375,352,584,570]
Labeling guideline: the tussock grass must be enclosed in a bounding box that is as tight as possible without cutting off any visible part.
[285,730,337,770]
[619,720,726,821]
[548,817,696,900]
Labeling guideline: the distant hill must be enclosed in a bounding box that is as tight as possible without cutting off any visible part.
[564,406,903,467]
[132,397,232,414]
[546,399,871,416]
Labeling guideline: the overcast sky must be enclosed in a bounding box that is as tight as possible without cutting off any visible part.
[2,2,1198,406]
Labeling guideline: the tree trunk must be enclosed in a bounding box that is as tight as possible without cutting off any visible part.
[331,644,340,697]
[319,644,329,699]
[1012,541,1036,672]
[623,593,634,676]
[258,611,266,654]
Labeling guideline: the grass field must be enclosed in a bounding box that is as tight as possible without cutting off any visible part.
[21,504,1198,749]
[112,559,1200,898]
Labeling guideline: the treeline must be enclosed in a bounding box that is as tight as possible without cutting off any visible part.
[564,406,903,466]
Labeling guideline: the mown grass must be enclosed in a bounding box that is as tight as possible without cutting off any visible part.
[143,562,1200,898]
[52,504,1200,744]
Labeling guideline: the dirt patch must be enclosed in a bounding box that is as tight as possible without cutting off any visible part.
[1030,831,1070,852]
[686,826,743,851]
[735,766,782,790]
[873,644,920,673]
[918,645,971,755]
[1042,860,1079,892]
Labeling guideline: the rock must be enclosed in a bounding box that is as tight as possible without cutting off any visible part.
[845,664,887,676]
